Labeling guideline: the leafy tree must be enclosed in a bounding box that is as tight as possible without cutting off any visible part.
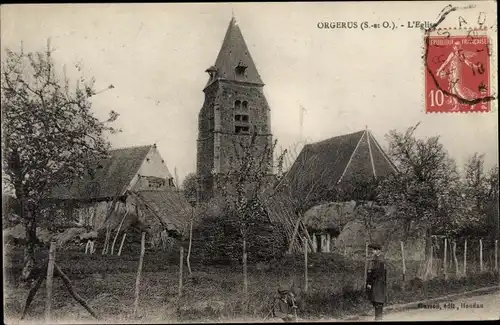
[182,172,197,203]
[1,41,119,281]
[456,154,499,239]
[485,165,499,239]
[376,123,461,278]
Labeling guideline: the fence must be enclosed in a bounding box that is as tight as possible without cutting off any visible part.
[7,233,499,322]
[337,237,499,283]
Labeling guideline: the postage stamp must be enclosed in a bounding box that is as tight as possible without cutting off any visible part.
[424,29,492,113]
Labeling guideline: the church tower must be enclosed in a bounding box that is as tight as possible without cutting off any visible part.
[196,17,273,201]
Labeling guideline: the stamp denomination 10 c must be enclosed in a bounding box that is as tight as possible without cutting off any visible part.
[425,29,492,113]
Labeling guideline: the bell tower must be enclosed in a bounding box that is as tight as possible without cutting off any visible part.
[196,17,273,201]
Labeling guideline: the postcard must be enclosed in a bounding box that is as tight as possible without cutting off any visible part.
[1,2,498,324]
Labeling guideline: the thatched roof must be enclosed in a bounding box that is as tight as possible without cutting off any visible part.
[303,201,357,234]
[132,190,192,236]
[3,224,53,243]
[49,145,153,200]
[54,227,98,247]
[284,130,397,195]
[303,201,396,234]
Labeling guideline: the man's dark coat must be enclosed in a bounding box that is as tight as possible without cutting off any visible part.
[366,254,387,304]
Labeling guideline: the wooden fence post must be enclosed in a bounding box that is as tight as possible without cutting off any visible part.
[429,244,434,277]
[133,232,146,318]
[304,238,308,293]
[111,211,129,255]
[464,239,467,276]
[363,241,369,287]
[443,238,448,280]
[45,241,56,323]
[400,241,406,282]
[178,246,184,299]
[243,238,248,300]
[495,239,498,271]
[479,239,483,272]
[54,264,99,319]
[453,241,459,276]
[102,226,110,255]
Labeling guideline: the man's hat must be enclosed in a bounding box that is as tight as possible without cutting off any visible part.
[368,243,382,250]
[278,284,290,293]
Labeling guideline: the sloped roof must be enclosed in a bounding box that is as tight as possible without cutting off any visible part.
[133,190,192,236]
[49,145,152,200]
[207,17,264,87]
[284,129,397,195]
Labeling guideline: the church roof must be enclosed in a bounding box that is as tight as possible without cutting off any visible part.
[207,17,264,86]
[283,129,398,194]
[49,145,153,201]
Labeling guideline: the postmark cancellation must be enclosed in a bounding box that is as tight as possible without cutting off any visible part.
[424,27,494,114]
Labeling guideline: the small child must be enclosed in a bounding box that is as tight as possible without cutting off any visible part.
[271,285,297,322]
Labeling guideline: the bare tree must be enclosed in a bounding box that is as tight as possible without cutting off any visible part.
[212,131,285,302]
[1,41,119,281]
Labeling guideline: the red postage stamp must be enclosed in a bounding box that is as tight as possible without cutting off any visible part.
[424,30,492,113]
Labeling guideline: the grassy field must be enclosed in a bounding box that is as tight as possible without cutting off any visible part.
[3,246,498,323]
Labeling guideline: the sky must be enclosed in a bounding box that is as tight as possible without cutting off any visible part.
[1,2,498,183]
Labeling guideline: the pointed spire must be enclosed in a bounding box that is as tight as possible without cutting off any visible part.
[207,17,264,86]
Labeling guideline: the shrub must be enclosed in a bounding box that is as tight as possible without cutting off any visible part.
[190,201,288,265]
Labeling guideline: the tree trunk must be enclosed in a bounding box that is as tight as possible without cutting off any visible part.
[45,242,56,322]
[453,241,459,276]
[424,228,432,260]
[21,202,37,282]
[419,228,433,279]
[187,219,193,276]
[443,238,448,280]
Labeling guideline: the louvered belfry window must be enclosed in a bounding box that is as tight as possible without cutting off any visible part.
[234,100,250,134]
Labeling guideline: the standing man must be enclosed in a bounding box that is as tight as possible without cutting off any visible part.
[366,243,387,321]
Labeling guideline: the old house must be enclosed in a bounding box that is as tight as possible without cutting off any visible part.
[196,17,273,201]
[46,144,191,250]
[284,129,399,253]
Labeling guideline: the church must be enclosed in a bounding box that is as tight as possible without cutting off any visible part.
[195,17,401,255]
[196,17,273,201]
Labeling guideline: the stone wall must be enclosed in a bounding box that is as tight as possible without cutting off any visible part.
[197,82,217,199]
[197,79,273,200]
